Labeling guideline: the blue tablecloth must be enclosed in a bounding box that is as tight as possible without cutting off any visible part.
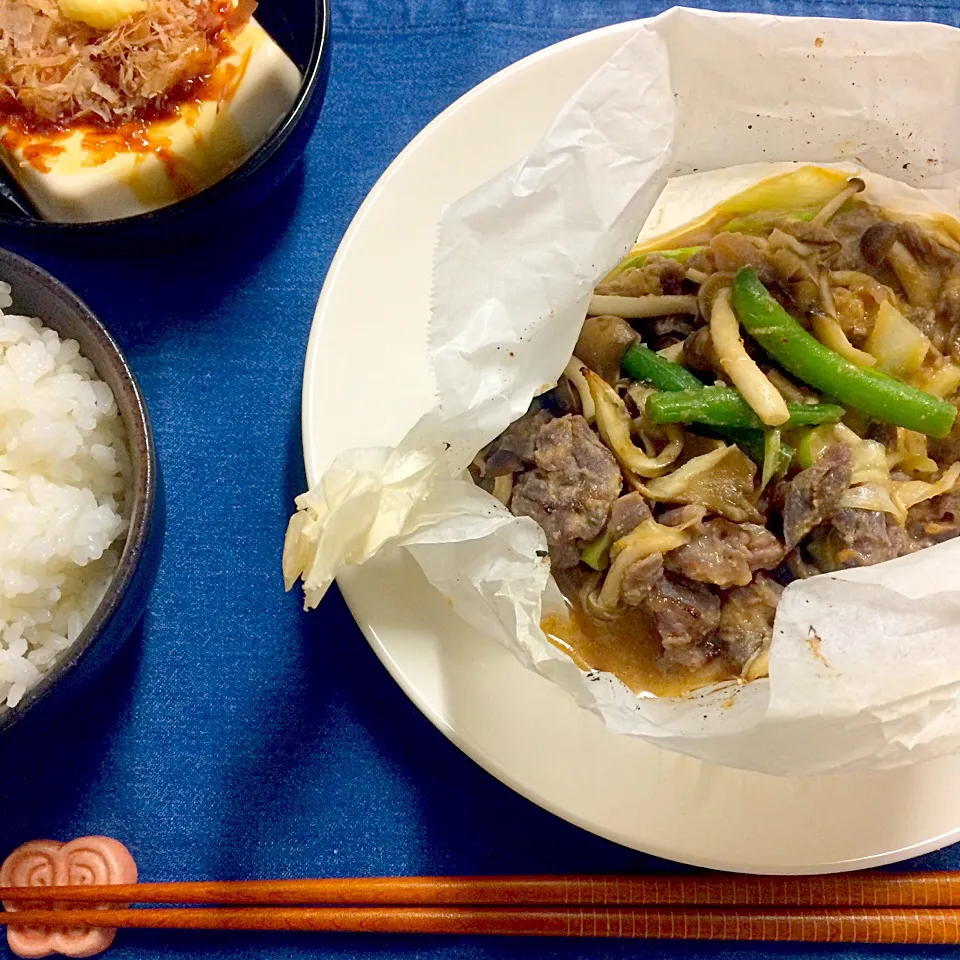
[2,1,959,957]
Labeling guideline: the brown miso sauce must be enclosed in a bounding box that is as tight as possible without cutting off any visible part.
[543,569,738,698]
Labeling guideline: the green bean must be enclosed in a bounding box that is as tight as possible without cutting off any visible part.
[620,344,793,466]
[621,343,705,392]
[719,427,794,473]
[646,385,844,431]
[731,267,957,438]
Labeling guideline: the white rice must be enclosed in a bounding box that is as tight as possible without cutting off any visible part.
[0,281,130,709]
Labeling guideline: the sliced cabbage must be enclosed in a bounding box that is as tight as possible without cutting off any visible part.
[889,428,937,476]
[894,463,960,515]
[839,482,903,522]
[798,425,908,521]
[864,301,930,378]
[829,270,895,307]
[847,437,891,487]
[642,443,761,522]
[826,421,960,523]
[910,360,960,399]
[792,423,853,469]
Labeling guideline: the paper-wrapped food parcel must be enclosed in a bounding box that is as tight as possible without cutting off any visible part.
[284,9,960,776]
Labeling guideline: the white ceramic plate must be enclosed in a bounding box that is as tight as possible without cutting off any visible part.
[301,20,960,873]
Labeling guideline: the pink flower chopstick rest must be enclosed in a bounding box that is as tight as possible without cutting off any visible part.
[1,837,137,958]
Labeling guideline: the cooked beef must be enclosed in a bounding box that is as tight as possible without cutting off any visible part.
[831,205,897,280]
[620,553,664,607]
[717,575,782,672]
[933,268,960,359]
[574,315,637,384]
[594,268,647,297]
[481,406,552,468]
[644,574,721,667]
[540,379,581,417]
[907,490,960,546]
[649,314,695,343]
[928,413,960,468]
[783,547,820,581]
[682,326,720,374]
[772,218,840,247]
[832,508,905,567]
[511,415,622,568]
[865,421,897,447]
[645,255,689,295]
[484,449,524,477]
[905,305,948,354]
[665,518,784,587]
[661,637,721,673]
[685,247,716,275]
[808,508,904,571]
[594,255,687,298]
[607,492,652,541]
[594,267,642,298]
[778,444,853,550]
[899,221,959,268]
[832,286,872,343]
[939,269,960,325]
[658,504,707,528]
[708,233,775,284]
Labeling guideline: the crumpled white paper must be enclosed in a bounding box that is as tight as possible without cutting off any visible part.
[286,7,960,776]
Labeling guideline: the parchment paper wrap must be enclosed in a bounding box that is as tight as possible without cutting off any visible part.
[285,7,960,776]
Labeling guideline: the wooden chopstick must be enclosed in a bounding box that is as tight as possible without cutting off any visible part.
[4,905,960,942]
[3,872,960,908]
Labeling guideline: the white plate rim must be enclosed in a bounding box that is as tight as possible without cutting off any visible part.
[300,16,960,873]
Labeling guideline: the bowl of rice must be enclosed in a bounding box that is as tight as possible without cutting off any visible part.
[0,248,160,732]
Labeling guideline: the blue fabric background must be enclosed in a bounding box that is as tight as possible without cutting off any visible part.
[2,1,959,957]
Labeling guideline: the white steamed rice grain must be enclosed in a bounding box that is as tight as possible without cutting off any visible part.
[0,281,130,709]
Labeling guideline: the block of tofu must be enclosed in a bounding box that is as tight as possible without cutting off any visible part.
[0,18,301,223]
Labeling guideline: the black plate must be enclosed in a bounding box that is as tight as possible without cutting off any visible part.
[0,0,331,239]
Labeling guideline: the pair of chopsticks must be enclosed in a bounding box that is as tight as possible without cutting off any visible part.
[4,872,960,942]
